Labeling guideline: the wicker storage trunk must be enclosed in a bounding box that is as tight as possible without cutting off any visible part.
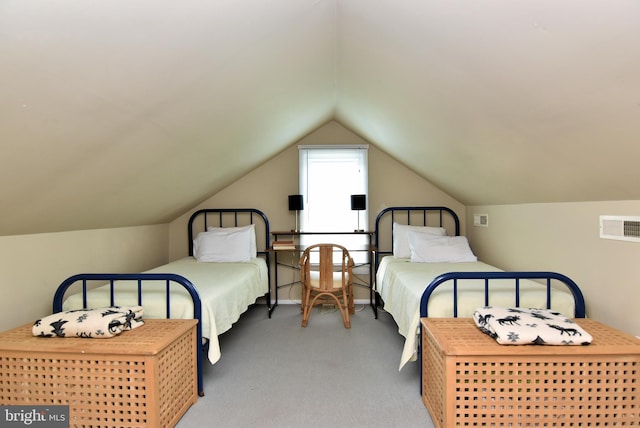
[0,319,198,428]
[421,318,640,427]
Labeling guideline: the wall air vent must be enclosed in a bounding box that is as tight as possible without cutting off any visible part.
[473,214,489,227]
[599,215,640,242]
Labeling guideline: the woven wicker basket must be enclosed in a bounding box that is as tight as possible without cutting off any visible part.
[421,318,640,427]
[0,319,198,428]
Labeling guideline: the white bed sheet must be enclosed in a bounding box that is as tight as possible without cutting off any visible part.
[63,257,268,364]
[376,256,577,369]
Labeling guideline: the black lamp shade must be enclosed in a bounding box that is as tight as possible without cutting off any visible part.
[351,194,366,211]
[288,194,304,211]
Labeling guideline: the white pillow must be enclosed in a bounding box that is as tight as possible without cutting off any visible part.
[193,228,252,262]
[393,222,447,259]
[207,224,257,258]
[408,232,478,263]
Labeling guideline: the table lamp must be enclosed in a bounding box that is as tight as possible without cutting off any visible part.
[288,194,304,232]
[350,194,366,232]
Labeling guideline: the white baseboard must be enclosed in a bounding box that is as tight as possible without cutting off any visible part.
[274,299,371,305]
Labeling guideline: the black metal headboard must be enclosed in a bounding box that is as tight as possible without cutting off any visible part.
[374,206,460,268]
[187,208,271,258]
[187,208,274,317]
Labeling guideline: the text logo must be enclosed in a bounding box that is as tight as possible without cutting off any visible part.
[1,406,68,427]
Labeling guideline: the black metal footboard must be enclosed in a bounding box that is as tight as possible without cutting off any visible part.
[417,270,587,396]
[53,273,205,397]
[419,271,586,318]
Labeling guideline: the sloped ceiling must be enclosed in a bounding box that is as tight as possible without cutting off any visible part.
[1,0,639,236]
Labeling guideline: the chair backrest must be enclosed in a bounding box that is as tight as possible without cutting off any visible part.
[300,243,352,291]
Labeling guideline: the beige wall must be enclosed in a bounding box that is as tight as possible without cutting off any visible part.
[6,119,635,339]
[169,120,464,303]
[0,225,168,331]
[466,201,640,337]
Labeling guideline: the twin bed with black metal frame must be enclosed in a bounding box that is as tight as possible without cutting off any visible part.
[373,206,587,370]
[52,208,273,397]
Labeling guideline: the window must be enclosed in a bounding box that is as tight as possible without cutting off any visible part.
[298,145,369,262]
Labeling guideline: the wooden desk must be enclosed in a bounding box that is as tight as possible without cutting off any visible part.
[421,318,640,427]
[0,319,198,428]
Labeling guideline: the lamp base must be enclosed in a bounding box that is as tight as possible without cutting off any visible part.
[354,229,364,233]
[291,211,300,233]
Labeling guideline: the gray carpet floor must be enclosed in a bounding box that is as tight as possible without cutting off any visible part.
[175,303,435,428]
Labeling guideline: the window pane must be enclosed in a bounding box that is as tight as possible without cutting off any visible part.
[306,158,359,231]
[299,145,368,263]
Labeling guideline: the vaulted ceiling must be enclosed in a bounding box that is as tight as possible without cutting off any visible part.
[2,0,639,236]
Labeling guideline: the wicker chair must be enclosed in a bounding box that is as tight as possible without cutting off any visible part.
[299,243,354,328]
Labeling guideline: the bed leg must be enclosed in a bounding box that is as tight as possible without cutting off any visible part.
[374,292,381,319]
[198,343,206,397]
[266,291,278,318]
[268,300,278,318]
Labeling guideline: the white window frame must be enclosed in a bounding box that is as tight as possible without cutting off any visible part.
[298,144,369,262]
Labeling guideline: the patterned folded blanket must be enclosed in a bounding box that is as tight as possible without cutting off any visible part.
[473,306,592,345]
[33,306,144,339]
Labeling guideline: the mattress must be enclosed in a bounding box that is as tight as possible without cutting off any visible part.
[63,257,268,364]
[376,256,577,369]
